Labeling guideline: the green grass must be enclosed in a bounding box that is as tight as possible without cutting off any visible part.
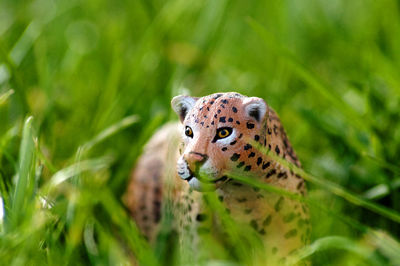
[1,0,400,265]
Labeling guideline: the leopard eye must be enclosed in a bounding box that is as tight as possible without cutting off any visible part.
[216,127,232,139]
[185,126,193,138]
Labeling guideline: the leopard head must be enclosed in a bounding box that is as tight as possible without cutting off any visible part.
[171,92,268,191]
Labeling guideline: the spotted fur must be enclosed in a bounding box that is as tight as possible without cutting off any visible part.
[124,92,310,264]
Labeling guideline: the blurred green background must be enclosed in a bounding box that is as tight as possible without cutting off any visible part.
[1,0,400,265]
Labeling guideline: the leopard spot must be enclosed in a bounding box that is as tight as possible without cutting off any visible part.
[230,153,240,161]
[196,213,208,222]
[244,144,252,150]
[237,162,245,168]
[275,145,280,155]
[284,229,298,239]
[246,122,255,129]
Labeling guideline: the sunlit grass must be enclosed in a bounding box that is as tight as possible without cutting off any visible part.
[1,0,400,265]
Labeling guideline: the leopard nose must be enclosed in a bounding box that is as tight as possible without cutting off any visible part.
[185,152,208,172]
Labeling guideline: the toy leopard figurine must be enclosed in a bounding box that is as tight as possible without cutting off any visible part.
[124,92,310,264]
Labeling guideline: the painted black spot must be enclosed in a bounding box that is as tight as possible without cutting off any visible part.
[257,157,262,166]
[219,116,226,123]
[273,125,278,135]
[222,99,228,104]
[237,162,245,168]
[284,229,298,239]
[222,147,228,151]
[278,172,287,179]
[272,247,278,255]
[244,144,252,150]
[283,213,296,223]
[274,196,284,212]
[154,187,161,196]
[295,174,302,179]
[211,121,215,125]
[268,144,271,150]
[263,215,272,226]
[210,101,214,104]
[199,107,203,111]
[259,229,266,235]
[254,135,260,141]
[262,162,270,169]
[250,220,258,230]
[218,195,224,202]
[220,104,225,108]
[236,121,240,125]
[217,109,221,114]
[248,152,255,158]
[245,209,252,214]
[232,107,238,113]
[214,114,217,118]
[206,125,209,128]
[230,153,240,161]
[200,122,204,126]
[195,119,199,123]
[297,219,306,228]
[267,128,272,135]
[253,187,260,192]
[230,140,237,145]
[233,182,242,187]
[237,198,247,203]
[207,107,210,111]
[297,180,304,190]
[244,165,251,171]
[275,145,280,155]
[196,214,208,222]
[204,115,207,118]
[153,201,162,223]
[246,122,255,129]
[266,169,276,178]
[238,133,243,138]
[228,117,233,122]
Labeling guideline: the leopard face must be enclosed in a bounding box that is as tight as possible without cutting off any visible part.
[172,92,268,191]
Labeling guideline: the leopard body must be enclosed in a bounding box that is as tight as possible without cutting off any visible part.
[124,92,310,264]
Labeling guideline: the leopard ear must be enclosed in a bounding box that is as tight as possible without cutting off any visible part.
[171,95,198,123]
[242,97,267,123]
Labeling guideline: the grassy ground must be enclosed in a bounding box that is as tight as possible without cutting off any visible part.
[1,0,400,265]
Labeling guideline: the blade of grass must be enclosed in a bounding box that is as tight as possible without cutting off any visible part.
[0,89,13,106]
[290,236,384,265]
[9,116,36,229]
[81,114,139,153]
[363,179,400,200]
[43,156,114,192]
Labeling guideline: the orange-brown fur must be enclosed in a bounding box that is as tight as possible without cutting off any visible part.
[124,92,310,264]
